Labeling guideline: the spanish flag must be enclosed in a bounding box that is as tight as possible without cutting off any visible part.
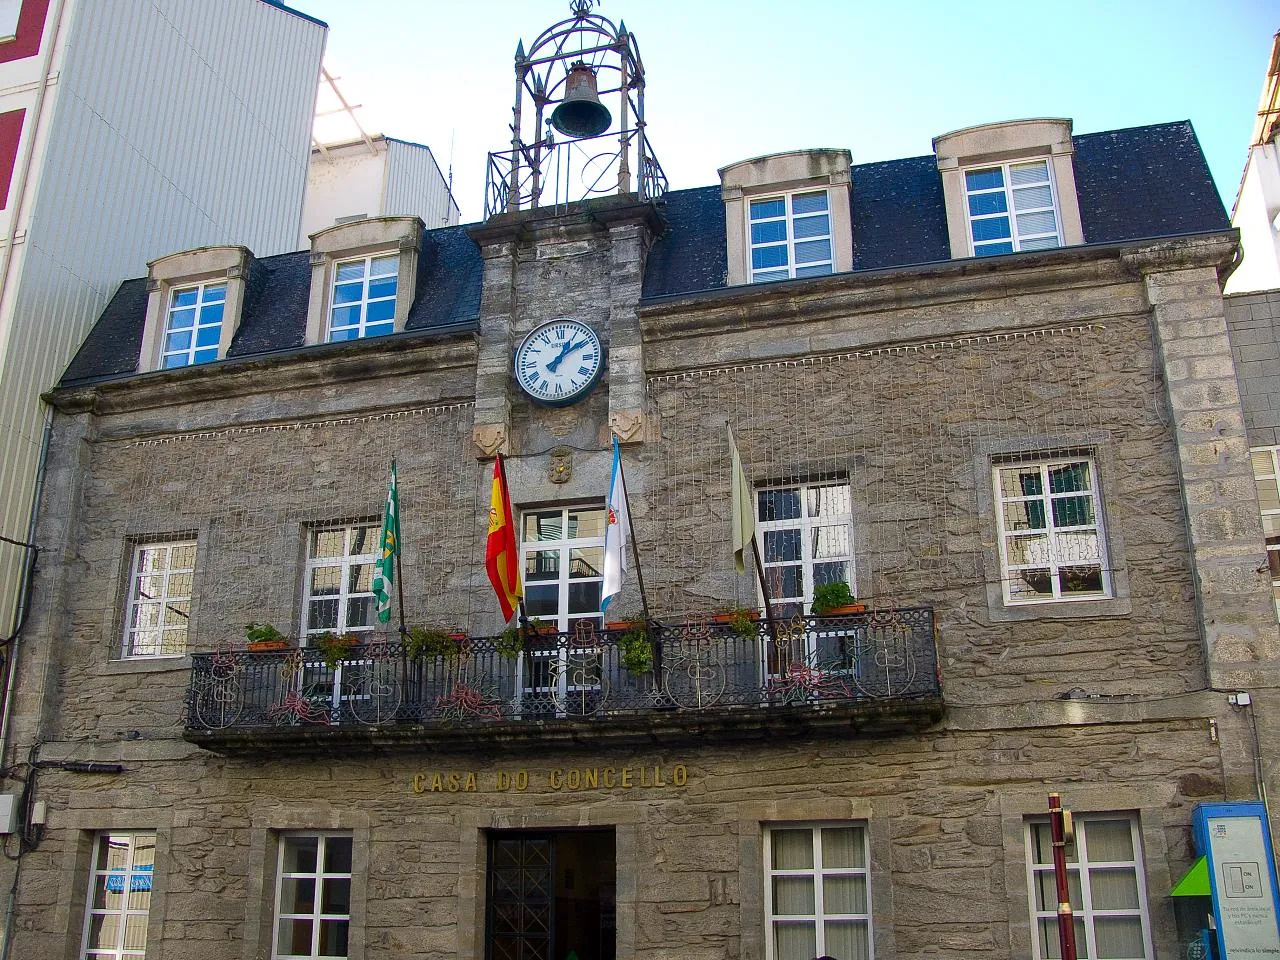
[485,454,522,622]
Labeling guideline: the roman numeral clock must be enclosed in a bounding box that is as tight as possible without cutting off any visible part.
[513,318,604,406]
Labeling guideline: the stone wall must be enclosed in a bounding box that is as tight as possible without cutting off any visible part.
[5,712,1235,960]
[1227,288,1280,446]
[5,224,1274,959]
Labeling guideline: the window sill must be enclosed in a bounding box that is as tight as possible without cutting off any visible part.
[984,592,1131,622]
[104,655,192,675]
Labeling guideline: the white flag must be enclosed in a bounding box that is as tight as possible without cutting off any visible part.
[601,435,629,613]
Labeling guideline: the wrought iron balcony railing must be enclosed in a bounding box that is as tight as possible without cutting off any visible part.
[184,607,941,751]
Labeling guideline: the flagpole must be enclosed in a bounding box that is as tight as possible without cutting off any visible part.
[750,537,777,638]
[614,448,652,625]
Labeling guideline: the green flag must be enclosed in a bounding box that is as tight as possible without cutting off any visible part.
[372,462,400,624]
[729,425,755,574]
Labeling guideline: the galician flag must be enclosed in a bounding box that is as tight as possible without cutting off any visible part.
[372,461,400,624]
[601,435,629,613]
[485,454,522,622]
[728,424,756,574]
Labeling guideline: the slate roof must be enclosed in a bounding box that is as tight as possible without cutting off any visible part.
[59,120,1230,387]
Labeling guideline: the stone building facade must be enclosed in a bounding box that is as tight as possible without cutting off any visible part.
[1,87,1277,960]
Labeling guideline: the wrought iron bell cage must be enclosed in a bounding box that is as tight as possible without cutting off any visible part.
[484,0,668,218]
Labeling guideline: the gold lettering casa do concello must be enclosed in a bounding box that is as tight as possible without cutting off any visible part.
[410,763,689,794]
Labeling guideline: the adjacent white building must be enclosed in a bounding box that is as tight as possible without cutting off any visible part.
[301,134,460,245]
[0,0,327,628]
[1226,30,1280,294]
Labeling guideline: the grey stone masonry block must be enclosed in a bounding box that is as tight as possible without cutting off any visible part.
[1238,343,1280,363]
[1146,268,1280,686]
[1238,359,1280,381]
[1247,427,1280,447]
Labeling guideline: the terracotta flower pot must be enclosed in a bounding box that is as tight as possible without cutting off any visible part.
[246,639,289,652]
[816,603,866,616]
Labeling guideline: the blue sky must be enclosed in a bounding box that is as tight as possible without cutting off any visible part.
[296,0,1277,224]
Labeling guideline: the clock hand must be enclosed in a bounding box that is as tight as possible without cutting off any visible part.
[546,339,588,373]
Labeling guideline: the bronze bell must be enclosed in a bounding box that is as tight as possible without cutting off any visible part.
[550,61,612,139]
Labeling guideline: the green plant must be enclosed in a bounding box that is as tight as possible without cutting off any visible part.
[314,631,360,670]
[244,622,286,645]
[495,626,524,660]
[404,626,461,660]
[811,580,858,616]
[618,627,653,675]
[721,607,761,641]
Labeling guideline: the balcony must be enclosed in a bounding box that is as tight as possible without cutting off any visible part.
[183,607,942,754]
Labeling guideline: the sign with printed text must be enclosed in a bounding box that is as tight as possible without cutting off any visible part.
[1207,815,1280,957]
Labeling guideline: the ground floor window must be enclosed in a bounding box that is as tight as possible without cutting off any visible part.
[487,829,615,960]
[764,823,871,960]
[1026,814,1153,960]
[274,833,353,959]
[80,832,155,960]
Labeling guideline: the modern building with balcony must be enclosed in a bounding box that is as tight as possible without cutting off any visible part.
[2,5,1277,960]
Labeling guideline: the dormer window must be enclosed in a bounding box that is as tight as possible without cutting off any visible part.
[162,282,227,367]
[748,190,834,282]
[304,216,423,346]
[934,119,1084,260]
[964,160,1062,257]
[720,149,853,286]
[138,246,254,374]
[328,254,398,342]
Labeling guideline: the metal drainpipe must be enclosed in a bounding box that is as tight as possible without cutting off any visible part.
[0,3,71,954]
[0,408,50,770]
[0,410,49,960]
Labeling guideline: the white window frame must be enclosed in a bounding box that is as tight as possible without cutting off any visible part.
[1025,814,1154,960]
[993,456,1111,605]
[763,822,872,960]
[0,0,20,39]
[161,281,227,369]
[1251,445,1280,621]
[79,832,155,960]
[272,832,353,960]
[757,481,854,615]
[748,189,835,283]
[301,522,380,641]
[121,540,195,659]
[519,505,606,632]
[964,158,1063,257]
[326,254,398,342]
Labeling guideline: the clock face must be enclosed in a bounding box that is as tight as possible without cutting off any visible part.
[513,318,604,406]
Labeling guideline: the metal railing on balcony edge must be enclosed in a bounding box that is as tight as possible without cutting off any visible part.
[185,606,939,732]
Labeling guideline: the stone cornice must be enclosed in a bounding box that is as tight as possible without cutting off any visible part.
[637,231,1238,368]
[467,194,665,248]
[46,327,479,418]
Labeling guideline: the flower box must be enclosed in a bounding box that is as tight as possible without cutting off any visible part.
[246,639,290,652]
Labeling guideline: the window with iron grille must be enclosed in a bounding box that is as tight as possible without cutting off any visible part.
[994,457,1110,604]
[520,506,606,631]
[122,540,195,658]
[302,523,379,640]
[758,482,853,616]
